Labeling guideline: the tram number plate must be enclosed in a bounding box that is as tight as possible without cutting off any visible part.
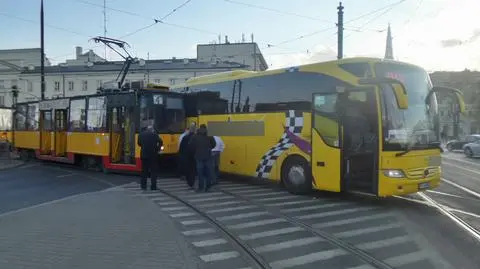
[418,182,430,190]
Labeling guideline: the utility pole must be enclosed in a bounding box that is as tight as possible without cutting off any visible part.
[337,2,344,59]
[40,0,45,100]
[103,0,107,59]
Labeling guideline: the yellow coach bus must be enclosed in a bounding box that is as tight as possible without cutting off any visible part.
[172,57,465,197]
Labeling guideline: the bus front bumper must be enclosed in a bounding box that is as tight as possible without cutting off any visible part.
[378,171,441,197]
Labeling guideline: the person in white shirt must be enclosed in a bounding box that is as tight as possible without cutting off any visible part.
[211,135,225,184]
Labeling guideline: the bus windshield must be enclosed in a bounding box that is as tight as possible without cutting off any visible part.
[375,62,438,151]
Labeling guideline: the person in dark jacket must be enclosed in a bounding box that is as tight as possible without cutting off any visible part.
[188,124,216,192]
[179,124,197,188]
[137,125,163,190]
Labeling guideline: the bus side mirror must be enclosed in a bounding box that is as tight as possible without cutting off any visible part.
[358,78,408,110]
[428,86,466,114]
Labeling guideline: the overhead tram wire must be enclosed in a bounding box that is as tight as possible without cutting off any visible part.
[50,0,197,61]
[74,0,216,37]
[344,4,400,40]
[265,0,407,50]
[223,0,331,23]
[0,12,89,38]
[344,0,407,25]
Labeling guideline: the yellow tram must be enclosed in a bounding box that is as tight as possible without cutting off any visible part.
[13,85,185,172]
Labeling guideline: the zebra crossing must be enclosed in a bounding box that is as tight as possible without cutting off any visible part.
[123,178,439,269]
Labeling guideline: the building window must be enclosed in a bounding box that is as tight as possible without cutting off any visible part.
[154,79,161,84]
[11,79,17,88]
[27,81,33,92]
[68,81,74,91]
[96,80,102,88]
[0,95,4,106]
[82,80,88,91]
[54,81,60,92]
[0,80,4,89]
[170,78,175,85]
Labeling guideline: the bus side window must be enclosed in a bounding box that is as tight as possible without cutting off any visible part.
[313,94,340,147]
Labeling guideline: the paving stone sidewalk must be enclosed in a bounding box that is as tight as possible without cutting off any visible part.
[0,188,201,269]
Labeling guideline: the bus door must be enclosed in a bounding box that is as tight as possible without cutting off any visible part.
[54,109,68,156]
[312,93,342,192]
[312,89,379,194]
[39,109,52,155]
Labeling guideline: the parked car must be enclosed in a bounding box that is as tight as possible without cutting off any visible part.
[463,139,480,157]
[446,134,480,151]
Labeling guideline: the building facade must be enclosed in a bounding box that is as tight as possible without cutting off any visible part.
[430,70,480,138]
[0,42,266,107]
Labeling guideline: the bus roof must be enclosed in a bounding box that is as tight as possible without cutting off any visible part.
[171,57,425,89]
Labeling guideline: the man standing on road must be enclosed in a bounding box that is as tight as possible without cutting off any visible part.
[211,135,225,185]
[189,124,216,192]
[138,125,163,191]
[179,124,197,188]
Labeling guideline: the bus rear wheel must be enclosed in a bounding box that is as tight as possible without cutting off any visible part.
[282,156,312,195]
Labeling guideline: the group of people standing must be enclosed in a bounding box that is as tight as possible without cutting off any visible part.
[178,123,224,192]
[136,123,224,192]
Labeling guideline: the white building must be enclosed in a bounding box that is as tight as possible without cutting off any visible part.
[0,41,267,107]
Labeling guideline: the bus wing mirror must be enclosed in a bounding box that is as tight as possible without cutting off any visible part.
[358,78,408,110]
[429,86,466,114]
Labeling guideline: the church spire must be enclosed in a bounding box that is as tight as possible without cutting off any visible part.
[384,23,394,60]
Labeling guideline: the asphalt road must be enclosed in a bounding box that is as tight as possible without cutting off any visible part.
[0,161,135,215]
[1,157,480,268]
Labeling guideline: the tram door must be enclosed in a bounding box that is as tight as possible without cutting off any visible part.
[54,109,68,156]
[110,106,136,164]
[39,110,52,155]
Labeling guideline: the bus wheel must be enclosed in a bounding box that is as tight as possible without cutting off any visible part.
[282,156,312,195]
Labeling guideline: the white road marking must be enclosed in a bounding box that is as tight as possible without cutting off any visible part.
[192,238,227,247]
[180,219,206,226]
[442,161,480,177]
[228,218,287,229]
[426,190,465,199]
[441,177,480,199]
[269,249,347,268]
[418,192,480,242]
[239,227,304,240]
[254,237,323,253]
[199,251,240,262]
[182,228,215,236]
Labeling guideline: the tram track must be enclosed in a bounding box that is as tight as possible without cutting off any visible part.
[122,179,436,269]
[417,192,480,242]
[155,186,272,269]
[219,188,394,269]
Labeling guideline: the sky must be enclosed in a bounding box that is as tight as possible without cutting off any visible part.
[0,0,479,72]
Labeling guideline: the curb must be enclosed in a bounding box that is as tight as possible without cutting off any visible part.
[0,160,25,171]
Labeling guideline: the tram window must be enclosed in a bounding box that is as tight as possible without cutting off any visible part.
[69,99,86,131]
[0,109,12,131]
[86,96,106,132]
[15,105,27,131]
[26,103,39,131]
[43,111,53,131]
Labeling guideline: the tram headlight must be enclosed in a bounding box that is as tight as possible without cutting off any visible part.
[160,146,164,151]
[383,169,406,178]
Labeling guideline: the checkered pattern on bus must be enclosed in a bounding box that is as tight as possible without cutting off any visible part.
[255,110,304,179]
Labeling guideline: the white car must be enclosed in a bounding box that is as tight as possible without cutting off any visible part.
[462,139,480,158]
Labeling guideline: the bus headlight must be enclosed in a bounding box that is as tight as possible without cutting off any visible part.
[383,169,406,178]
